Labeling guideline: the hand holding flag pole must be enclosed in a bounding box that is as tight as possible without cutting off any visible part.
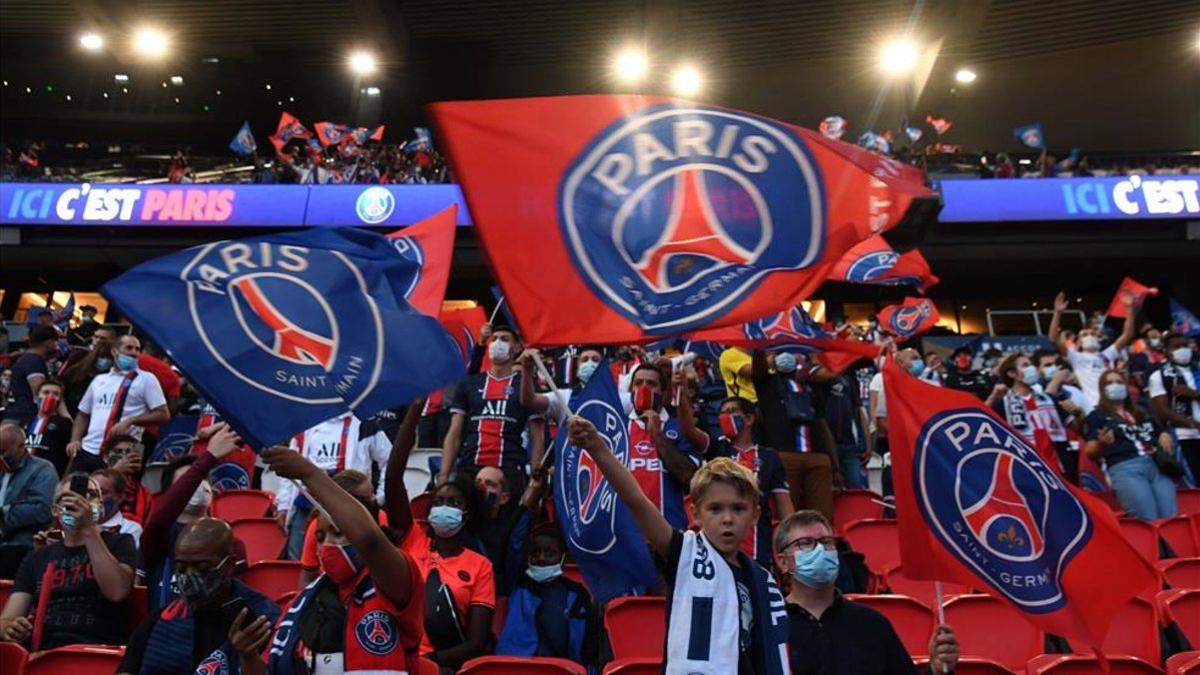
[530,351,573,471]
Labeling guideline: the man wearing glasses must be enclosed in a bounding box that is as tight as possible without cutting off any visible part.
[773,511,960,673]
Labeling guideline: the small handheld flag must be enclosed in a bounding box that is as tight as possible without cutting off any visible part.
[1170,298,1200,337]
[1106,277,1157,318]
[1013,123,1045,149]
[878,297,940,338]
[819,115,847,140]
[229,121,257,156]
[925,115,952,136]
[831,236,939,293]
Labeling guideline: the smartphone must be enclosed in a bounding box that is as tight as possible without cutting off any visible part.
[45,530,64,542]
[68,473,91,496]
[221,597,256,627]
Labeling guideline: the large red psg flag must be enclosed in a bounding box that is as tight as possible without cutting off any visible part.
[830,236,939,293]
[385,205,457,316]
[429,95,938,346]
[882,359,1156,645]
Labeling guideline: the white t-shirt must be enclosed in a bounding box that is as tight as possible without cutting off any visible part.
[78,370,168,454]
[100,512,143,548]
[870,370,940,433]
[1148,367,1200,440]
[276,413,392,511]
[1066,345,1121,410]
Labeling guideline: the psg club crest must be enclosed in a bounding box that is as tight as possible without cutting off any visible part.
[196,650,228,675]
[844,250,899,282]
[389,235,424,299]
[354,610,398,655]
[914,410,1092,612]
[743,307,823,342]
[183,241,384,408]
[208,461,250,493]
[889,301,932,336]
[559,104,826,333]
[558,398,629,554]
[356,186,395,224]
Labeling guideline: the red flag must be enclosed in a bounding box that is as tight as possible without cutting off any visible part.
[877,297,940,338]
[691,306,878,374]
[275,111,312,142]
[385,205,457,316]
[439,305,486,366]
[429,95,938,346]
[314,121,350,146]
[830,236,939,293]
[370,125,385,142]
[1106,277,1157,318]
[925,115,952,136]
[881,359,1156,645]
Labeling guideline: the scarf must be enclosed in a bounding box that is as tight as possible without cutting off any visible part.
[103,371,138,442]
[666,530,789,675]
[140,598,242,675]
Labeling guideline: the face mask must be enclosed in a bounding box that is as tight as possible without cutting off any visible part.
[719,412,746,439]
[1171,347,1193,365]
[101,498,120,522]
[792,546,840,588]
[954,355,971,370]
[1148,337,1163,350]
[318,543,364,584]
[95,358,112,372]
[1020,365,1040,386]
[174,558,229,605]
[428,505,465,538]
[479,487,501,510]
[186,481,213,512]
[1104,383,1128,401]
[909,359,925,377]
[774,353,797,374]
[1041,365,1059,381]
[116,354,138,372]
[577,360,599,384]
[632,385,662,413]
[59,502,101,530]
[525,560,564,584]
[1080,335,1100,351]
[37,393,59,416]
[488,340,512,363]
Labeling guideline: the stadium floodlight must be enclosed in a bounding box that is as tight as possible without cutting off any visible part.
[113,73,130,83]
[79,33,104,51]
[671,65,702,97]
[365,86,382,96]
[955,68,977,84]
[879,38,918,75]
[613,47,649,84]
[349,50,378,75]
[133,27,169,58]
[170,75,184,86]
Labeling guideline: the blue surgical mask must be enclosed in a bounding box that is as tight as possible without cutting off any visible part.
[792,546,840,588]
[577,360,599,384]
[60,502,102,530]
[775,352,797,374]
[1020,365,1040,386]
[1041,365,1058,381]
[909,359,926,377]
[116,354,138,372]
[1104,383,1128,401]
[428,505,465,538]
[525,560,564,584]
[96,357,112,372]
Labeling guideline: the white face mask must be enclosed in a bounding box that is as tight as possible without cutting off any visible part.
[1171,347,1193,365]
[488,340,512,363]
[186,481,213,512]
[1080,335,1100,351]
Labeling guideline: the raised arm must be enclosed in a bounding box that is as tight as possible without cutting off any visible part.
[1048,292,1069,355]
[262,447,412,607]
[518,350,552,414]
[385,401,424,537]
[438,413,465,485]
[671,368,710,453]
[1111,297,1137,352]
[567,417,673,557]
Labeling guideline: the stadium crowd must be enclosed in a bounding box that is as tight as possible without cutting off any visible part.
[0,290,1197,674]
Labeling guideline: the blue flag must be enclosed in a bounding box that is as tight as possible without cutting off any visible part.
[229,121,257,156]
[101,228,465,448]
[1171,298,1200,337]
[554,361,658,604]
[1013,123,1045,149]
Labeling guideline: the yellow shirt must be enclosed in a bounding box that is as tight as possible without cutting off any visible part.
[719,347,757,403]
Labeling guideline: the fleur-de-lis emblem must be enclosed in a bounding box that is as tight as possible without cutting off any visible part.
[996,524,1026,550]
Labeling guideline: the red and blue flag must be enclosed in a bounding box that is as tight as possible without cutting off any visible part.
[1014,123,1045,149]
[831,236,939,292]
[101,228,465,448]
[925,115,952,136]
[819,115,847,140]
[554,360,659,603]
[1171,298,1200,337]
[878,297,940,338]
[690,306,878,374]
[229,121,257,156]
[1106,276,1157,318]
[275,111,312,143]
[438,305,487,367]
[385,205,457,316]
[430,95,937,346]
[314,121,352,146]
[882,358,1157,645]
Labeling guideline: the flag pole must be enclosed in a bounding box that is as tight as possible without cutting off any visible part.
[531,351,573,471]
[488,295,506,325]
[934,580,948,674]
[672,341,693,407]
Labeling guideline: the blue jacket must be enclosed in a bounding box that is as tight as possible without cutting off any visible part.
[0,454,56,547]
[497,575,596,668]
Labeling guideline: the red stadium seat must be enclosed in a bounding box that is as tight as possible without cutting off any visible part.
[1158,557,1200,589]
[833,489,884,533]
[1158,588,1200,643]
[0,579,13,610]
[1077,596,1160,664]
[276,590,298,611]
[1177,489,1200,516]
[944,594,1043,672]
[1026,654,1162,674]
[126,584,148,628]
[230,517,287,564]
[882,563,972,600]
[212,489,274,521]
[602,657,662,675]
[604,596,666,660]
[846,594,934,658]
[1165,650,1200,673]
[410,492,433,522]
[243,560,304,601]
[25,645,125,675]
[914,656,1013,674]
[0,642,28,675]
[1118,518,1160,563]
[417,656,440,675]
[843,519,900,577]
[1157,515,1200,558]
[459,655,586,674]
